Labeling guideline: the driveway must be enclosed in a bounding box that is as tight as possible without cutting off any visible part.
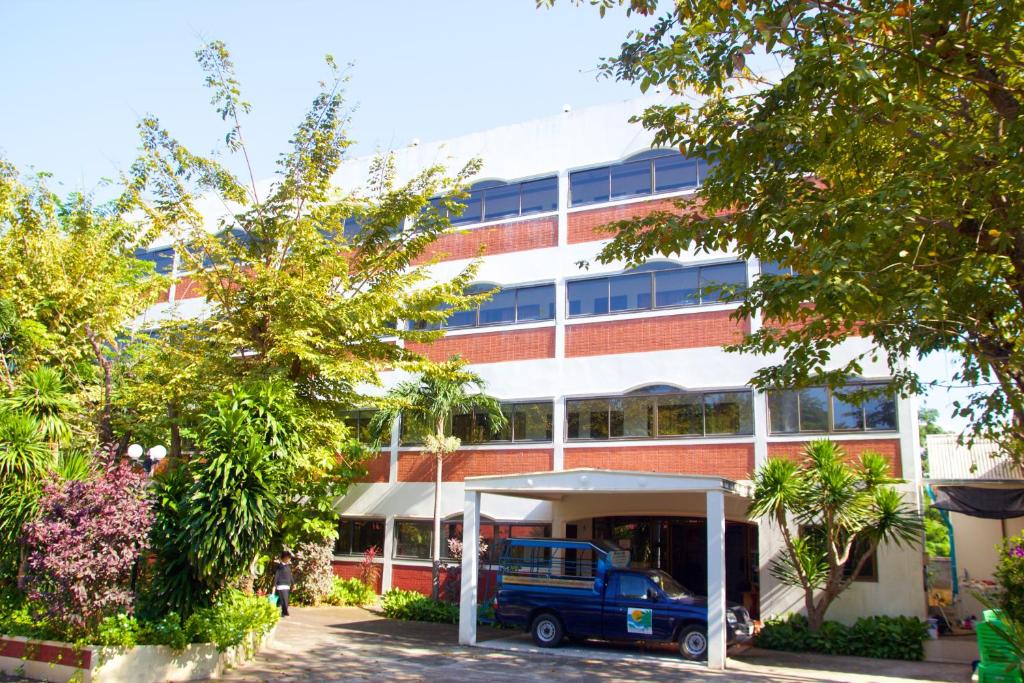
[219,606,972,682]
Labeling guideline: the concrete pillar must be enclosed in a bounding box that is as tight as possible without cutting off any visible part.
[381,514,396,592]
[459,490,481,646]
[706,490,727,670]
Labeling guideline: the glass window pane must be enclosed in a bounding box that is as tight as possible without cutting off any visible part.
[334,520,353,555]
[520,177,558,214]
[609,399,625,437]
[451,411,474,442]
[704,392,753,435]
[472,409,504,443]
[483,184,521,221]
[446,303,477,329]
[657,394,703,436]
[400,416,430,445]
[654,267,700,308]
[699,262,748,302]
[864,389,897,430]
[567,399,609,439]
[799,388,829,431]
[654,155,699,193]
[832,390,865,430]
[567,279,609,317]
[768,392,800,434]
[395,521,432,559]
[450,190,483,226]
[618,397,655,437]
[512,402,553,441]
[609,272,653,312]
[610,159,652,199]
[354,520,384,554]
[760,260,792,277]
[570,167,610,206]
[136,247,175,275]
[479,288,516,325]
[516,284,555,322]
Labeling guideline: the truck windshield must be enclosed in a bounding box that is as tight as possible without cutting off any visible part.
[649,571,692,598]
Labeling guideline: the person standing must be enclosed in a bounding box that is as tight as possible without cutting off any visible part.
[273,550,294,617]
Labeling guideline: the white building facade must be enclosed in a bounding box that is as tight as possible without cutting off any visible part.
[139,95,927,624]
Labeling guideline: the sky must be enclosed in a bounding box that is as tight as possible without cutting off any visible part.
[0,1,980,434]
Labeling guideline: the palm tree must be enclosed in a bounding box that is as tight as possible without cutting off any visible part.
[748,439,923,630]
[1,366,78,449]
[371,356,507,600]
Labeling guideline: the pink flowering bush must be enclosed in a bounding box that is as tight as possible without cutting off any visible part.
[997,534,1024,624]
[22,448,152,636]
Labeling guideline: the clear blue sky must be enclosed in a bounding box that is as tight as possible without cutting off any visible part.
[0,1,978,433]
[0,1,644,190]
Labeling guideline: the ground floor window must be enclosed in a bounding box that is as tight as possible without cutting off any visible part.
[334,518,385,556]
[394,520,433,559]
[392,518,551,562]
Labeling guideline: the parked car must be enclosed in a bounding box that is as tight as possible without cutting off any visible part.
[493,537,754,660]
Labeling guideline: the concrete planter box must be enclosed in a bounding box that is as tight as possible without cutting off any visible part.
[0,624,276,682]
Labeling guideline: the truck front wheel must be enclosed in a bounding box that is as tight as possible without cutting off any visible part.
[530,613,564,648]
[677,624,708,660]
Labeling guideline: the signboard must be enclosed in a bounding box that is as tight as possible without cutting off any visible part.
[626,608,653,635]
[607,550,631,568]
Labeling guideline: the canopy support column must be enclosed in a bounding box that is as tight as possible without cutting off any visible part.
[458,489,481,645]
[706,490,727,670]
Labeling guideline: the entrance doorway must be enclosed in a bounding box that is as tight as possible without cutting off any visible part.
[588,516,759,617]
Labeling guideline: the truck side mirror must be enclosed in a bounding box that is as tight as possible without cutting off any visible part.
[646,588,659,601]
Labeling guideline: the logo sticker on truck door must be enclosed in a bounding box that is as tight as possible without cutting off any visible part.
[626,608,653,635]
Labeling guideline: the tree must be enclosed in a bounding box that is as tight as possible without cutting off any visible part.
[21,447,150,636]
[371,357,507,599]
[919,407,947,448]
[552,0,1024,460]
[748,440,922,630]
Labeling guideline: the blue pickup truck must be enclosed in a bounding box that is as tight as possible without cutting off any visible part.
[493,537,754,660]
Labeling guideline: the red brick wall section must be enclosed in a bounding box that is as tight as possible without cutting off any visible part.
[0,637,91,668]
[406,327,555,364]
[173,275,204,301]
[390,564,497,602]
[563,443,755,479]
[354,452,390,483]
[331,560,383,593]
[767,439,903,477]
[412,216,558,264]
[398,448,553,482]
[565,310,749,358]
[568,198,696,244]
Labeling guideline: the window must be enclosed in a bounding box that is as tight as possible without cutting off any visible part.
[135,247,175,275]
[569,150,712,207]
[413,283,556,331]
[567,389,753,440]
[567,261,746,318]
[442,520,551,564]
[394,520,433,559]
[768,384,897,434]
[334,518,385,556]
[341,410,377,443]
[615,574,654,600]
[435,176,558,227]
[402,402,554,445]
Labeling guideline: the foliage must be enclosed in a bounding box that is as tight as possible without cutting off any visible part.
[996,535,1024,625]
[324,577,377,607]
[147,382,297,618]
[1,367,78,446]
[291,539,335,606]
[371,356,507,598]
[359,545,381,588]
[21,450,151,636]
[560,0,1024,459]
[183,589,279,652]
[748,440,922,630]
[924,503,951,558]
[757,614,930,661]
[380,588,459,624]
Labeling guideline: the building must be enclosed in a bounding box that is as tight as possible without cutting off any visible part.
[136,94,927,631]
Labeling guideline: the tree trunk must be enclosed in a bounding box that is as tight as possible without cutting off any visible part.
[431,449,442,601]
[167,402,183,459]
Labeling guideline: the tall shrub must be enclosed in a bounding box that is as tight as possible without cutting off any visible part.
[291,539,335,606]
[22,448,151,635]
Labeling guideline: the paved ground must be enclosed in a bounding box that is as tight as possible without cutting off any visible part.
[218,606,974,682]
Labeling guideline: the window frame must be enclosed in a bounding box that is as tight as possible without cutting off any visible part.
[401,401,555,447]
[565,388,755,441]
[334,517,386,557]
[767,383,899,436]
[392,519,434,560]
[565,260,747,320]
[569,150,711,208]
[434,175,559,228]
[412,282,557,332]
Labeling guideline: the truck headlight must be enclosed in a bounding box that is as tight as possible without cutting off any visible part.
[726,611,737,625]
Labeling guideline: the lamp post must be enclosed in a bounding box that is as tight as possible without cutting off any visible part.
[127,443,167,475]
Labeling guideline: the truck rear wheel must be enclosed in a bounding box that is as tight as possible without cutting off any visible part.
[677,624,708,660]
[530,613,564,648]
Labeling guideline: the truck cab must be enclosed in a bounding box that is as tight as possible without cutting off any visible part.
[493,537,754,660]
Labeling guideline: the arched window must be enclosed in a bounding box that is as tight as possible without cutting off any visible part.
[569,148,708,207]
[431,175,559,227]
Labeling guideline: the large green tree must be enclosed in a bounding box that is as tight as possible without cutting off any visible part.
[371,357,507,600]
[552,0,1024,458]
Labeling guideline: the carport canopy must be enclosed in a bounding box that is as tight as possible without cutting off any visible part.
[458,468,752,670]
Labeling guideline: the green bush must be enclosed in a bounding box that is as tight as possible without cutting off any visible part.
[757,614,929,661]
[94,614,141,648]
[323,577,376,607]
[380,588,458,624]
[184,590,280,652]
